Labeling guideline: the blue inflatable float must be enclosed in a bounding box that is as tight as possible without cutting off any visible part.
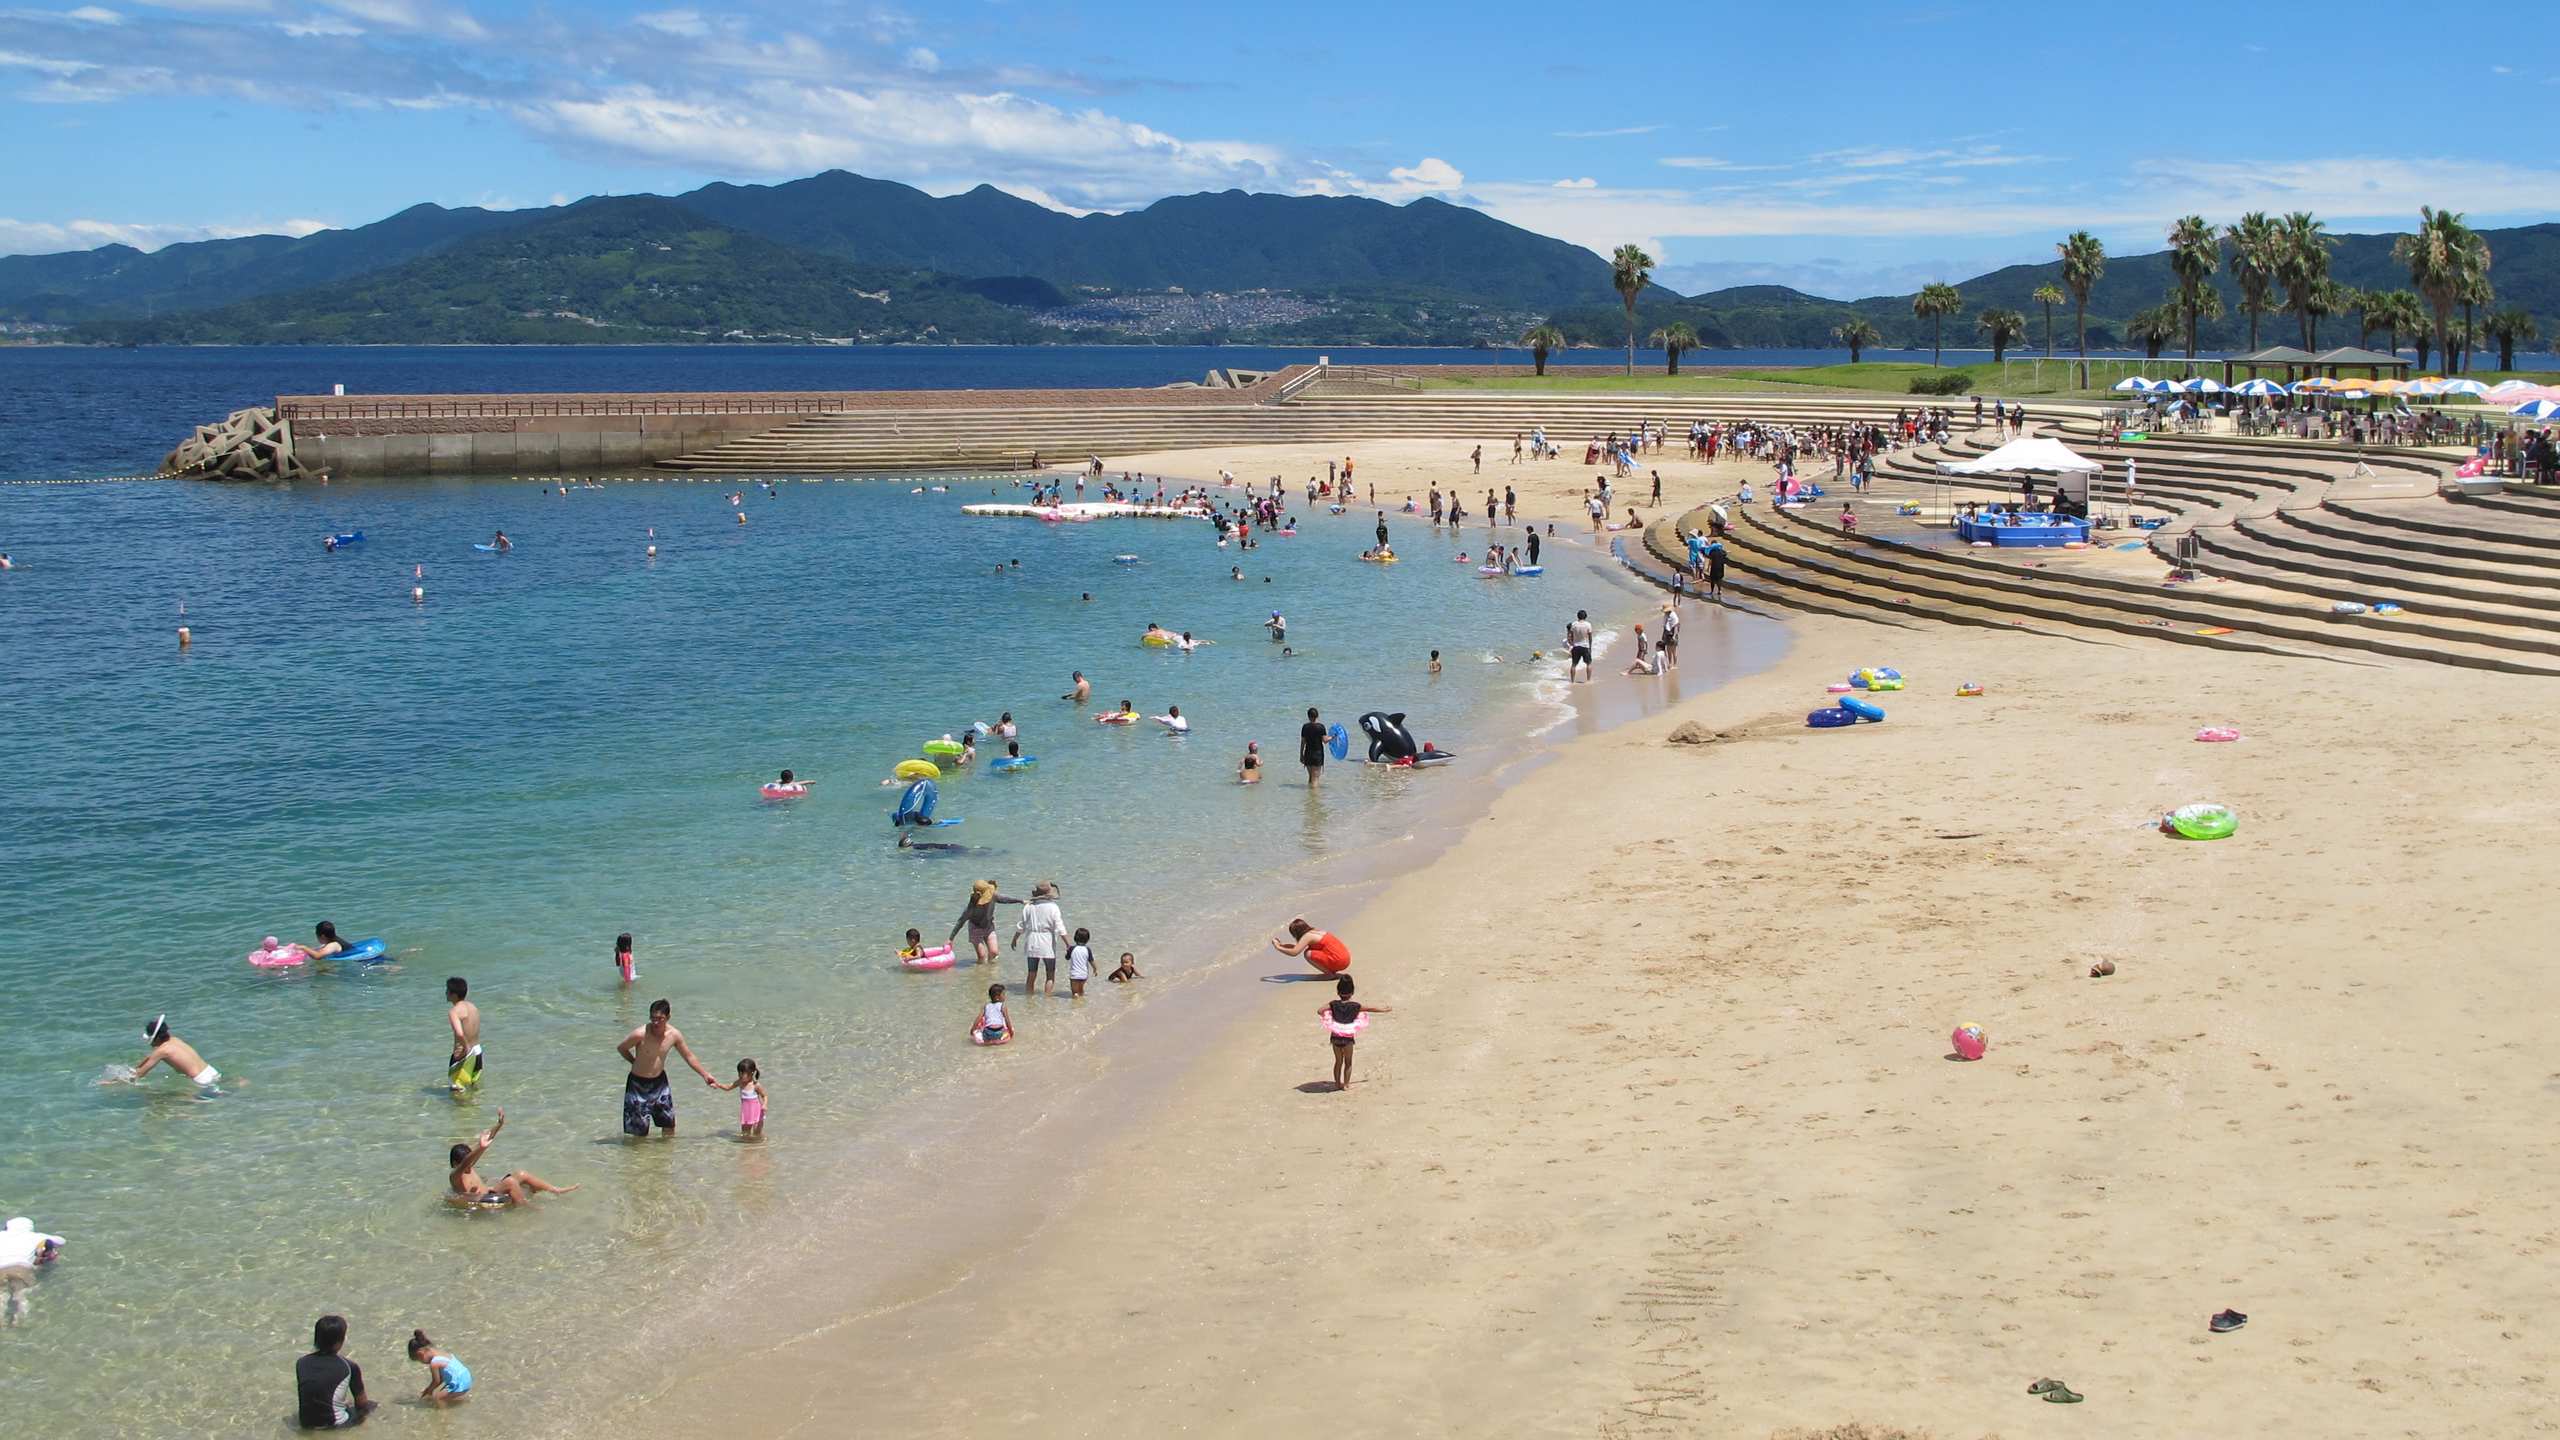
[1806,708,1857,728]
[892,778,961,826]
[1838,696,1886,722]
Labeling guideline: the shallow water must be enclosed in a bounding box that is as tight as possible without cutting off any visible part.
[0,469,1691,1434]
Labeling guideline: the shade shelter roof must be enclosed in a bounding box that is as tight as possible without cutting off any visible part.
[1935,437,2103,476]
[2308,346,2409,371]
[2228,345,2317,365]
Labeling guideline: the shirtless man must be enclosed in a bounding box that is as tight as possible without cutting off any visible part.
[445,978,482,1094]
[131,1015,225,1093]
[616,999,717,1138]
[1060,670,1090,703]
[447,1107,575,1207]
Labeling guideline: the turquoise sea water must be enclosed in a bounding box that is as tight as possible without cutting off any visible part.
[0,469,1711,1434]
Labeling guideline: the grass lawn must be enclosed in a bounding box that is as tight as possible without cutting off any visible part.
[1421,360,2118,400]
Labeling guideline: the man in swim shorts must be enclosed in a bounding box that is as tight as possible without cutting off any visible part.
[1565,609,1595,683]
[1272,917,1353,976]
[616,999,718,1137]
[132,1015,224,1092]
[1299,706,1328,788]
[445,977,482,1094]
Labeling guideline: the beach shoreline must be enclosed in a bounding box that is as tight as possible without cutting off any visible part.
[636,543,2560,1438]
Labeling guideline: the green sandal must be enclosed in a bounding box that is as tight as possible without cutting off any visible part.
[2027,1379,2063,1396]
[2042,1384,2085,1404]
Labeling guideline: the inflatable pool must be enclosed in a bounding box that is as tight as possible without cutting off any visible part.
[900,945,956,971]
[894,759,940,781]
[2162,803,2236,840]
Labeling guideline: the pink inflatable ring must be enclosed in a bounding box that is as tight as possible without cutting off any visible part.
[759,782,809,799]
[900,944,956,971]
[2194,727,2242,743]
[248,938,307,968]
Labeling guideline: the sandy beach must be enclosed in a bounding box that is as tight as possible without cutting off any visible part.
[625,438,2560,1440]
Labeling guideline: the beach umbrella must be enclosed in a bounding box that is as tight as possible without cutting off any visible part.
[2484,379,2539,401]
[2332,388,2373,401]
[2189,377,2225,394]
[2404,378,2446,397]
[2510,399,2560,421]
[2437,378,2490,398]
[2233,378,2287,397]
[2293,377,2336,393]
[2139,378,2178,395]
[2111,376,2152,392]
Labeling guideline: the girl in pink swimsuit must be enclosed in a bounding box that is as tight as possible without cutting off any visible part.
[715,1058,766,1140]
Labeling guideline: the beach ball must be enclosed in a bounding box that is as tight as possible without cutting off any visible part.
[1951,1023,1988,1061]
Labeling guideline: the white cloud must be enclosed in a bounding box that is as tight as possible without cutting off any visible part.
[2491,64,2514,76]
[1299,156,1464,200]
[64,6,124,23]
[318,0,484,40]
[0,48,98,74]
[1552,177,1595,189]
[903,45,938,73]
[0,214,334,256]
[634,9,707,38]
[278,13,363,36]
[1554,124,1660,139]
[520,84,1286,212]
[980,181,1094,217]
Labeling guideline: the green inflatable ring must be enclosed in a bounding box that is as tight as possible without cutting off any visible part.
[922,739,966,757]
[2164,803,2236,841]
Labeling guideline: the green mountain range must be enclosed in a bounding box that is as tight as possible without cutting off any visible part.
[2,168,2551,353]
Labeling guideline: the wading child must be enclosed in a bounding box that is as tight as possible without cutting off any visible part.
[1065,928,1096,999]
[712,1058,767,1139]
[1108,952,1142,983]
[614,932,635,985]
[1320,976,1390,1091]
[406,1330,472,1405]
[975,984,1012,1046]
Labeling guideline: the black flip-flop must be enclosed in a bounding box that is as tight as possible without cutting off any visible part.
[2211,1309,2249,1333]
[2042,1384,2085,1404]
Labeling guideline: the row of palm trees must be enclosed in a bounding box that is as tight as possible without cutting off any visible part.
[1519,210,2539,379]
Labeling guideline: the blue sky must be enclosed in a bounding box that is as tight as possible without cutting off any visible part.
[5,0,2558,297]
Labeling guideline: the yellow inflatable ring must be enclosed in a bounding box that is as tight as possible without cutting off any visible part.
[894,759,940,780]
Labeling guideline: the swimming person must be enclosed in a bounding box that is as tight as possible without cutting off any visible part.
[490,530,511,552]
[712,1058,767,1139]
[1156,705,1189,734]
[130,1015,223,1093]
[307,921,357,962]
[0,1216,65,1323]
[1238,740,1262,784]
[1266,611,1286,643]
[949,879,1021,966]
[1108,952,1142,982]
[445,977,483,1094]
[1272,917,1353,976]
[1320,975,1390,1091]
[976,984,1013,1045]
[446,1107,576,1206]
[405,1330,472,1405]
[616,999,719,1138]
[296,1315,378,1430]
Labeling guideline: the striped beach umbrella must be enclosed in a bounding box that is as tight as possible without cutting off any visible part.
[2510,399,2560,421]
[2438,378,2491,398]
[2404,378,2446,396]
[2111,376,2152,392]
[2140,378,2179,395]
[2484,379,2540,402]
[2293,377,2337,393]
[2233,378,2287,397]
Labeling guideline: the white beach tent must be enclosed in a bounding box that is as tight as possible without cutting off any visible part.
[1937,435,2108,511]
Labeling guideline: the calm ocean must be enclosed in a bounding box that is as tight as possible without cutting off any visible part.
[0,353,1788,1433]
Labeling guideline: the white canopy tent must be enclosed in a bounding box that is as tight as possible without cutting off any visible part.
[1934,436,2111,516]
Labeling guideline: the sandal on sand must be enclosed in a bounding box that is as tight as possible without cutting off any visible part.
[2027,1378,2063,1395]
[2042,1384,2086,1404]
[2211,1309,2249,1333]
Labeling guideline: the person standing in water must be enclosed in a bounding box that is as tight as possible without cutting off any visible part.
[949,879,1021,967]
[1298,707,1329,788]
[1062,671,1090,703]
[615,1000,718,1138]
[1564,609,1595,684]
[1014,881,1068,996]
[445,978,482,1094]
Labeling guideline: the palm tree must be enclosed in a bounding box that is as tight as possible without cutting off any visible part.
[2485,306,2540,372]
[2396,207,2479,381]
[1832,317,1882,364]
[1649,321,1699,376]
[2225,211,2281,352]
[2340,288,2373,348]
[1520,321,1565,377]
[2031,283,2065,357]
[1912,282,1962,366]
[2456,245,2495,374]
[2275,211,2332,351]
[2300,278,2338,351]
[2413,329,2434,371]
[2128,304,2179,360]
[2370,289,2422,356]
[1610,243,1654,376]
[2057,230,2106,364]
[2165,214,2219,360]
[1976,308,2028,363]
